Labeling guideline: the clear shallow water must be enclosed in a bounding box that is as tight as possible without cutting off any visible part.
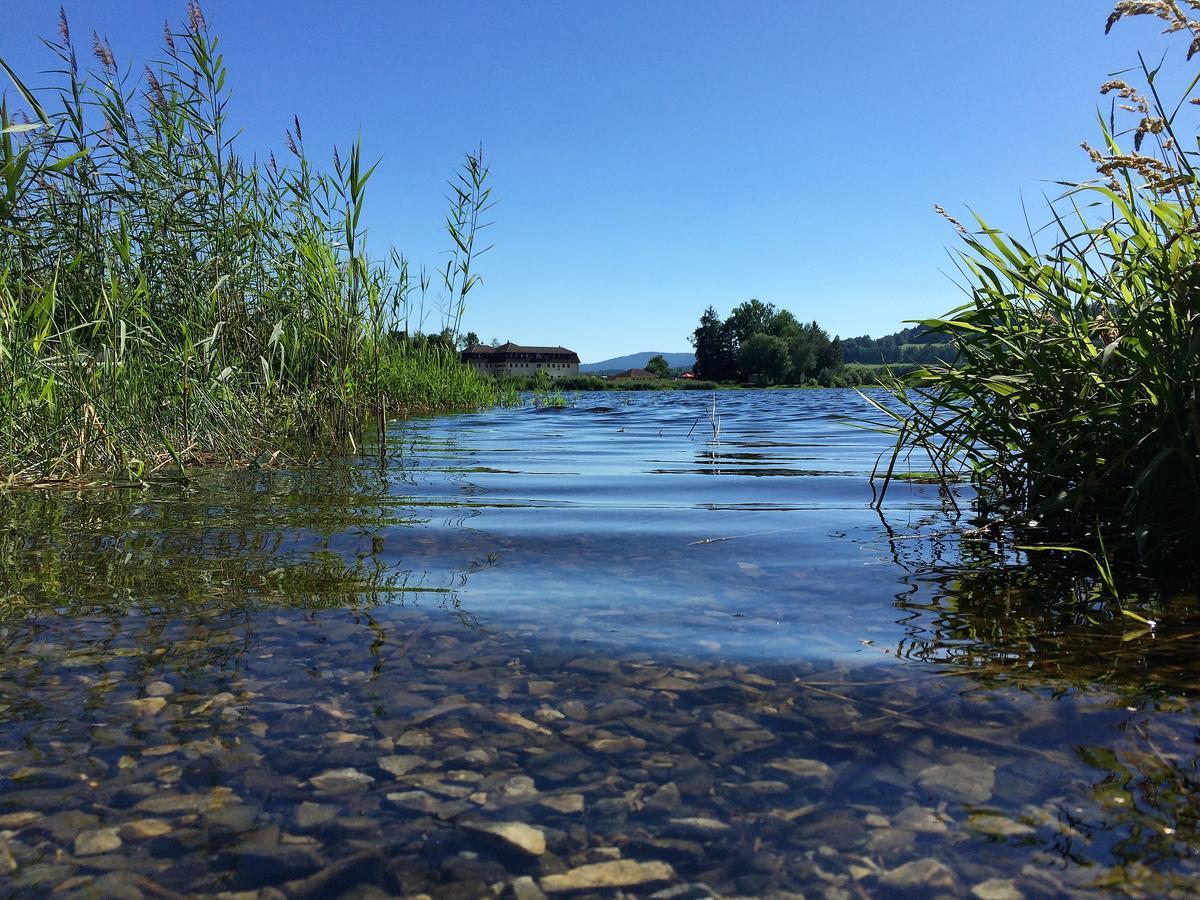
[1,389,1198,897]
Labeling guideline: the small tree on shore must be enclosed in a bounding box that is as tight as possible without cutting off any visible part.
[646,355,671,378]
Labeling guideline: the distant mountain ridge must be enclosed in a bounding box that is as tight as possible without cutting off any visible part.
[581,351,695,373]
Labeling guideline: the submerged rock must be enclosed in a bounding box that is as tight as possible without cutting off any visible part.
[739,779,790,795]
[378,755,424,778]
[592,699,645,722]
[588,736,646,754]
[496,712,551,735]
[206,804,261,833]
[498,775,539,801]
[767,758,834,788]
[667,816,729,834]
[386,790,440,814]
[462,748,496,766]
[711,710,758,731]
[293,802,339,830]
[292,802,337,831]
[669,757,713,797]
[74,827,122,856]
[401,773,473,798]
[539,793,584,814]
[968,814,1036,838]
[527,750,590,782]
[462,820,547,856]
[505,875,548,899]
[279,849,384,898]
[396,729,433,748]
[124,697,167,716]
[309,768,375,792]
[119,819,172,840]
[916,762,995,805]
[648,883,720,899]
[567,656,622,675]
[893,806,948,835]
[0,811,41,829]
[644,782,682,812]
[880,858,958,892]
[972,878,1025,900]
[326,730,368,745]
[134,787,239,814]
[541,859,676,892]
[650,676,702,692]
[87,871,146,899]
[36,809,99,841]
[866,827,916,856]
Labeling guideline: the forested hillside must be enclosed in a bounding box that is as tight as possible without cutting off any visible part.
[840,326,955,365]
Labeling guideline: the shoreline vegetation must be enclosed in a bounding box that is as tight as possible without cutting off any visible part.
[2,0,1195,577]
[510,375,720,392]
[0,3,512,486]
[516,322,937,393]
[871,1,1200,565]
[499,370,920,393]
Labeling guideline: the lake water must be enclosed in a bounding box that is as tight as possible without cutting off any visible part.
[1,389,1197,897]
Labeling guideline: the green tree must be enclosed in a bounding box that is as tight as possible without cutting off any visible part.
[690,306,737,381]
[804,322,842,382]
[727,299,777,351]
[740,333,791,384]
[429,328,456,351]
[768,308,802,340]
[645,354,671,378]
[767,309,814,381]
[785,331,817,381]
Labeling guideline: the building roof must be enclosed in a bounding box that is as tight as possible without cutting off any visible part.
[611,367,654,379]
[496,342,576,355]
[462,342,579,361]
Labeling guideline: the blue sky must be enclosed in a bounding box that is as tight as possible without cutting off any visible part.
[1,1,1171,361]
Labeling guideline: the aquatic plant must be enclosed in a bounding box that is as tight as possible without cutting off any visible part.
[685,390,722,444]
[0,3,504,483]
[528,388,571,408]
[870,0,1200,563]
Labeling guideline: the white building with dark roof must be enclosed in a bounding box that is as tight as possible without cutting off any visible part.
[460,342,581,379]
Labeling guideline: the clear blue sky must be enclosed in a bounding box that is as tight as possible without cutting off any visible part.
[1,1,1172,361]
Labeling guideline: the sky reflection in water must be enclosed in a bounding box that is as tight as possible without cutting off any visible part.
[0,389,1197,897]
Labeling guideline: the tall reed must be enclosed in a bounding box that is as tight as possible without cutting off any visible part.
[868,0,1200,563]
[0,3,502,483]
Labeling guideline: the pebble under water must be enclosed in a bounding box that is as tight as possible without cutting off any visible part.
[1,389,1198,898]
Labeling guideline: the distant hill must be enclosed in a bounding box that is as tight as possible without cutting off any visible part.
[581,351,696,374]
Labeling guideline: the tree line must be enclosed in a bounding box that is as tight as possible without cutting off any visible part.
[690,302,956,384]
[840,326,954,365]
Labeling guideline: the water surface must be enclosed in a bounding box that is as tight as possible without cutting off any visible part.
[1,389,1197,897]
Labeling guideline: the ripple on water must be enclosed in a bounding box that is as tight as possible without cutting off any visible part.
[0,389,1196,896]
